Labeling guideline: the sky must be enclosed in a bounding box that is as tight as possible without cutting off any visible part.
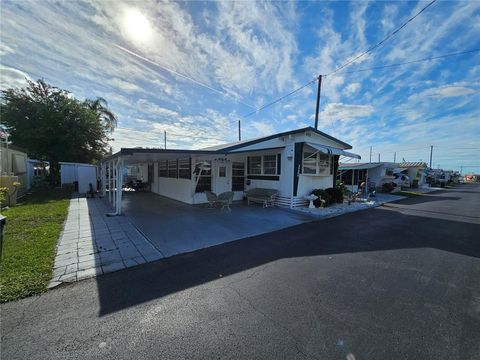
[1,0,479,173]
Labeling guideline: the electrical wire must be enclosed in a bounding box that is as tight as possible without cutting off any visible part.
[334,49,480,75]
[115,126,233,143]
[240,47,478,119]
[242,78,317,118]
[114,44,256,109]
[327,0,438,76]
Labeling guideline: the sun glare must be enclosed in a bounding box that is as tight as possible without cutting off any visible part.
[122,8,152,44]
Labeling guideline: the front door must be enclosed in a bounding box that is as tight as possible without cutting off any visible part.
[214,160,231,194]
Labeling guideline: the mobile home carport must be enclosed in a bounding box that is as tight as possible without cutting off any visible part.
[99,148,315,257]
[100,148,218,215]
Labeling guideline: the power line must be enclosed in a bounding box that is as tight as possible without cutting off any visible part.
[240,47,478,119]
[327,0,438,76]
[115,126,233,143]
[242,78,317,118]
[335,49,480,75]
[114,44,256,109]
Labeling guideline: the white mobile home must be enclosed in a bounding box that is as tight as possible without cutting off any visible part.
[100,127,360,214]
[338,162,398,192]
[0,143,28,195]
[397,162,428,187]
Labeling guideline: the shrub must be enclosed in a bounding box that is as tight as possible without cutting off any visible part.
[381,182,395,193]
[311,189,331,207]
[325,187,344,204]
[311,187,344,207]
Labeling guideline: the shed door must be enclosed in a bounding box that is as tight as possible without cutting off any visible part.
[77,166,97,193]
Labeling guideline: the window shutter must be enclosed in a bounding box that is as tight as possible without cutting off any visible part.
[277,154,281,175]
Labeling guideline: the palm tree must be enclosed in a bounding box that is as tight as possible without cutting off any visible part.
[84,97,117,132]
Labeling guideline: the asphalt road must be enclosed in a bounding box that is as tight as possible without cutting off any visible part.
[1,184,479,360]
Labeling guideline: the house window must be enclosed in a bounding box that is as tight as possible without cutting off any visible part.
[178,158,191,179]
[167,159,177,178]
[195,161,211,193]
[247,155,280,175]
[263,155,277,174]
[158,160,167,177]
[248,156,262,174]
[303,151,317,174]
[232,162,245,191]
[302,150,331,175]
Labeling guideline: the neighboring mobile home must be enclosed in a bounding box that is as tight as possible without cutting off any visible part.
[397,162,428,187]
[100,127,360,214]
[0,142,28,196]
[338,162,398,192]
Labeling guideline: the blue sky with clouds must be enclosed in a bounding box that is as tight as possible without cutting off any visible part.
[1,1,479,173]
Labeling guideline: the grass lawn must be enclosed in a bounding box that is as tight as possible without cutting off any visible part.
[395,191,423,197]
[0,188,71,302]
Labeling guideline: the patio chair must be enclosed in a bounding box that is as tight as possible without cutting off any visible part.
[217,191,234,212]
[205,190,218,208]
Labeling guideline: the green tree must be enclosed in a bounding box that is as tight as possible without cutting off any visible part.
[0,79,117,185]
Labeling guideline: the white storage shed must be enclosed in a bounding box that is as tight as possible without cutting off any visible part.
[60,162,97,193]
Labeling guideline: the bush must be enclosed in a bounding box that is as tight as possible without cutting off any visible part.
[325,187,343,204]
[381,182,395,193]
[311,186,344,207]
[312,189,330,207]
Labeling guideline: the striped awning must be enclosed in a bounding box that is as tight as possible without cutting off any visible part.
[306,142,361,159]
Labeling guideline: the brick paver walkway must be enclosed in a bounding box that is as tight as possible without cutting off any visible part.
[49,196,164,287]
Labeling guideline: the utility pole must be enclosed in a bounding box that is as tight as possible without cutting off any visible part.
[238,120,241,141]
[393,152,396,163]
[369,146,372,163]
[164,130,167,150]
[429,145,433,168]
[314,75,323,129]
[378,153,380,162]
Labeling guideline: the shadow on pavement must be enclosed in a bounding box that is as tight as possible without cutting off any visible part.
[96,205,480,316]
[392,194,461,205]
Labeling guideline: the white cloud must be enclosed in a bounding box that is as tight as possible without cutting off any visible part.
[344,82,361,96]
[321,103,374,123]
[0,43,15,56]
[0,65,31,90]
[419,85,477,99]
[136,99,179,118]
[250,121,275,136]
[109,78,141,93]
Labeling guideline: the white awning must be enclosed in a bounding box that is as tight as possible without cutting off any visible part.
[306,142,361,159]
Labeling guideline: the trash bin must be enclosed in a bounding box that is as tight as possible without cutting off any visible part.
[0,215,6,261]
[73,181,79,192]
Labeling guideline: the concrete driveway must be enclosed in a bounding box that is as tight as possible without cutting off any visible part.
[121,192,314,257]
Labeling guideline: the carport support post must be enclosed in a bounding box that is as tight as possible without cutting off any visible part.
[115,157,124,215]
[108,161,112,205]
[101,163,106,197]
[113,159,117,210]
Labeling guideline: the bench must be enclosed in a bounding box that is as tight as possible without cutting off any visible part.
[245,188,278,208]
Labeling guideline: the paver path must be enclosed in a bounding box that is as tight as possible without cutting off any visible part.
[50,196,163,287]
